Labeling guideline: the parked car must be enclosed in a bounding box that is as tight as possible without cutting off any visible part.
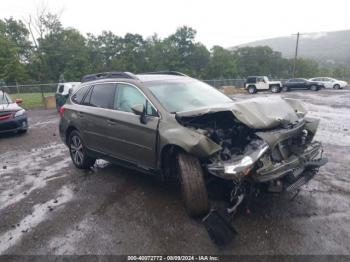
[244,76,282,94]
[0,90,28,134]
[309,77,348,89]
[59,71,327,218]
[282,78,324,91]
[55,82,81,111]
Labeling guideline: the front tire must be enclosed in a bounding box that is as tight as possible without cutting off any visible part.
[68,130,96,169]
[247,86,256,94]
[310,85,318,91]
[334,84,340,89]
[177,152,209,217]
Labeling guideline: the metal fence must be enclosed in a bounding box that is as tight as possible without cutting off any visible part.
[1,83,58,95]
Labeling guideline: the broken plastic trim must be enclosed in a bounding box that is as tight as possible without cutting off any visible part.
[207,142,269,180]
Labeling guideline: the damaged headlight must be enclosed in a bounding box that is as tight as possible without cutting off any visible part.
[207,142,269,180]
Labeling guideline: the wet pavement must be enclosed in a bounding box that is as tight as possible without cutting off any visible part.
[0,89,349,255]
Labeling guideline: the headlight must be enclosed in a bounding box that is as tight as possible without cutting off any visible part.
[14,109,26,118]
[207,142,269,180]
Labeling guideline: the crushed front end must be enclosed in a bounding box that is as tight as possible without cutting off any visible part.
[176,98,327,215]
[207,117,327,194]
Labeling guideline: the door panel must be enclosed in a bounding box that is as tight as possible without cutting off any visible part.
[104,111,159,168]
[107,83,159,168]
[80,83,117,152]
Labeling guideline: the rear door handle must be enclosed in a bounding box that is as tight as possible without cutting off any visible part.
[77,112,84,118]
[107,119,117,125]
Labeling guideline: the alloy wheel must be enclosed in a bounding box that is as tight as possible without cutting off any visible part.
[70,135,84,166]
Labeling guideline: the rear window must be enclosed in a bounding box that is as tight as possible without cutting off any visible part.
[88,83,116,109]
[58,84,64,93]
[246,77,256,83]
[72,86,90,104]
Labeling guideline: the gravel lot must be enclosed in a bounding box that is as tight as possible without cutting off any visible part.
[0,89,349,255]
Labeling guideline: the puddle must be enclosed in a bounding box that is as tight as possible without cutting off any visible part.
[0,143,70,210]
[0,185,74,254]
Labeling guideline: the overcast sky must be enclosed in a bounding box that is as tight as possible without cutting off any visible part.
[1,0,349,48]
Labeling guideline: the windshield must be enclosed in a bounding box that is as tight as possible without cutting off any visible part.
[0,92,12,104]
[146,79,233,113]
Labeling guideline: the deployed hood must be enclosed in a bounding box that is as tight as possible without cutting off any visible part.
[176,97,306,130]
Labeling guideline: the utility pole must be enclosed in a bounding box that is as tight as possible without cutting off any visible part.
[292,32,304,78]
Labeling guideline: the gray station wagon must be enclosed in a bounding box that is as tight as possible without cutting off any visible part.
[59,71,327,217]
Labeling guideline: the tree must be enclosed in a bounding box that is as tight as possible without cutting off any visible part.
[234,46,290,78]
[0,18,31,83]
[205,46,237,79]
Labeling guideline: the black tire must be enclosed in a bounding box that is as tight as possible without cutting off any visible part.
[247,86,256,94]
[282,86,289,92]
[334,84,340,89]
[270,85,280,93]
[177,152,209,217]
[68,130,96,169]
[310,85,318,91]
[18,129,27,134]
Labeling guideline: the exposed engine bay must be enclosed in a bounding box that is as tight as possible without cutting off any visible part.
[176,106,328,215]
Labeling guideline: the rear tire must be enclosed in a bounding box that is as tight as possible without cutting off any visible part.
[68,130,96,169]
[310,85,318,91]
[270,85,280,93]
[177,152,209,217]
[247,86,256,94]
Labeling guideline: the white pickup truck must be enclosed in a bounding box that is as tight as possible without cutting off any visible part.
[245,76,282,94]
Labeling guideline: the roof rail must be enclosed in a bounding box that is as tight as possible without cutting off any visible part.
[81,72,138,83]
[141,71,188,77]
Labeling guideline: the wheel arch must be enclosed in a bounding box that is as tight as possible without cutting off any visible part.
[65,125,79,145]
[159,144,187,181]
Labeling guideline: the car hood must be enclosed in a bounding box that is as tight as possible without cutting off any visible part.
[176,97,306,130]
[0,102,23,112]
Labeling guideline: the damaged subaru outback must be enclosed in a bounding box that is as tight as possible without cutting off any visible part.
[59,71,327,218]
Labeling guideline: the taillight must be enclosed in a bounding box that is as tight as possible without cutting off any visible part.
[59,106,65,117]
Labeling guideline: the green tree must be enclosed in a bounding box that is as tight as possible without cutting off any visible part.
[205,46,237,79]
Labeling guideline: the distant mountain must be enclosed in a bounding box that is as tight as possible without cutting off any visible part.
[233,29,350,65]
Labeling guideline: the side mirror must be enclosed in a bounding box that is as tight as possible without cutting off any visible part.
[15,98,23,104]
[131,104,147,124]
[131,104,144,116]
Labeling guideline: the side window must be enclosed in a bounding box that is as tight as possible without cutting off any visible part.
[89,83,116,109]
[82,86,93,106]
[115,83,157,116]
[72,86,90,104]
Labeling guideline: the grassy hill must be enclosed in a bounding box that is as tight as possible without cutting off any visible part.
[233,29,350,65]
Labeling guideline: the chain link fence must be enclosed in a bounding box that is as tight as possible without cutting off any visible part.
[0,83,58,109]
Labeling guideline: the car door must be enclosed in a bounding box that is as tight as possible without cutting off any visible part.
[80,83,117,153]
[256,77,267,90]
[106,83,159,169]
[286,79,297,89]
[298,79,308,89]
[322,78,333,88]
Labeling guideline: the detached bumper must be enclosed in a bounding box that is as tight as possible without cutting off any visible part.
[253,141,327,182]
[0,115,28,134]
